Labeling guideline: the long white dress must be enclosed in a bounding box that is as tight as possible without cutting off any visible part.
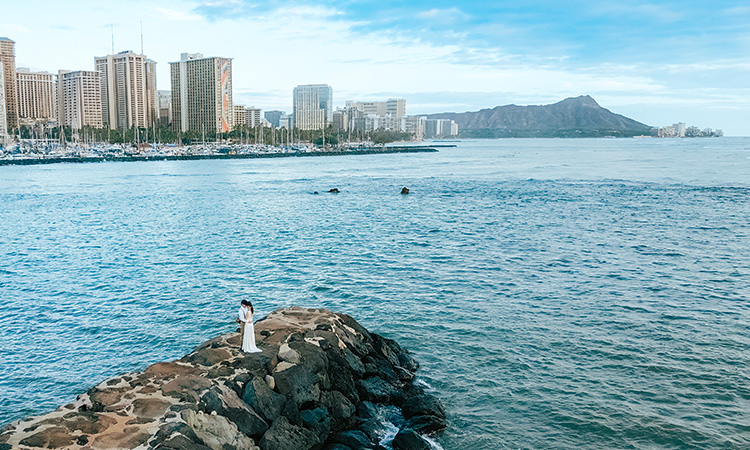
[241,309,262,353]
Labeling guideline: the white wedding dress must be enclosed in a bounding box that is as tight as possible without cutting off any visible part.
[242,314,262,353]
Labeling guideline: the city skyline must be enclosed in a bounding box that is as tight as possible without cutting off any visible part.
[2,1,749,135]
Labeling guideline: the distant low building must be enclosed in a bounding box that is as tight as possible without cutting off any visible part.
[245,106,262,127]
[424,118,458,138]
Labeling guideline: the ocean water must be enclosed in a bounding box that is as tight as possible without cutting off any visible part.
[1,138,749,449]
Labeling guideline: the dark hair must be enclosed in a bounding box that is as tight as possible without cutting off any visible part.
[240,300,249,306]
[247,302,254,314]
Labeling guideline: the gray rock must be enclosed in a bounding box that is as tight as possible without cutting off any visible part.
[320,390,355,424]
[356,401,379,420]
[299,406,331,440]
[357,377,398,403]
[392,429,430,450]
[243,377,286,423]
[200,385,269,438]
[273,364,321,408]
[333,430,375,450]
[401,394,446,422]
[258,416,320,450]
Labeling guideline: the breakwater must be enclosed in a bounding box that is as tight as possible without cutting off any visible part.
[0,145,444,167]
[0,308,445,450]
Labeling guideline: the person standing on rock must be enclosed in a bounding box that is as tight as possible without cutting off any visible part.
[237,300,249,344]
[240,300,262,353]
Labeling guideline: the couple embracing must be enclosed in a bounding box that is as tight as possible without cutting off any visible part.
[238,300,262,353]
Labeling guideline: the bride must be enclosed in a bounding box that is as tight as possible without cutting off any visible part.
[240,300,262,353]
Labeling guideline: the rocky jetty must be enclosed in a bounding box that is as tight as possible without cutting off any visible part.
[0,308,446,450]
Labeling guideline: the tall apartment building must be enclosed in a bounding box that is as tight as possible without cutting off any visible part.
[170,52,233,134]
[264,110,284,128]
[424,118,458,138]
[57,70,103,129]
[0,62,7,141]
[95,51,157,130]
[0,37,18,130]
[292,84,332,130]
[16,68,56,123]
[232,104,246,129]
[245,107,262,127]
[157,90,172,126]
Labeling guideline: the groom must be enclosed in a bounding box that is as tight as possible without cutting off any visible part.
[237,300,249,344]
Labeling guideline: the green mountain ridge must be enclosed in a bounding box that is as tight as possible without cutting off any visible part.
[428,96,653,138]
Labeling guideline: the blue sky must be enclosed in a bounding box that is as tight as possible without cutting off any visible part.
[3,0,749,134]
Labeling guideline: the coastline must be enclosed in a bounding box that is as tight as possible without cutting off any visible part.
[0,146,443,167]
[0,307,446,450]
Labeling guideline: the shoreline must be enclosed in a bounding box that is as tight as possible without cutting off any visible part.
[0,145,446,167]
[0,307,446,450]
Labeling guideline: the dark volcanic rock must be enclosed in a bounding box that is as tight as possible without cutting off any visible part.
[258,416,320,450]
[1,307,445,450]
[392,428,431,450]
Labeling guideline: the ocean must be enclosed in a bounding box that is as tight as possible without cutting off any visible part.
[1,138,749,449]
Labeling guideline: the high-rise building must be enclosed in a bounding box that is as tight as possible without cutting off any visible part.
[386,99,406,118]
[95,51,157,130]
[293,84,332,130]
[57,70,102,129]
[346,99,406,118]
[16,68,56,123]
[245,107,262,127]
[170,52,233,134]
[264,110,284,128]
[0,37,19,131]
[233,104,246,129]
[0,62,7,142]
[157,90,172,126]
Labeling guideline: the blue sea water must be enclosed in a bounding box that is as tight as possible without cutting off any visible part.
[1,138,749,449]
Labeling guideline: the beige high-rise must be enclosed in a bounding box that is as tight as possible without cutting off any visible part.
[57,70,103,129]
[170,53,233,134]
[0,37,18,131]
[95,51,157,130]
[0,62,7,140]
[16,68,56,122]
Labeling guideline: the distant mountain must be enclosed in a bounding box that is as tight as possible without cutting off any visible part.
[428,96,652,138]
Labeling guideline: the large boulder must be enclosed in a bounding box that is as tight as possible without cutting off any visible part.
[182,409,257,450]
[258,416,320,450]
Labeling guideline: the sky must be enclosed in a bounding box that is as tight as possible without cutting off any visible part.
[3,0,749,135]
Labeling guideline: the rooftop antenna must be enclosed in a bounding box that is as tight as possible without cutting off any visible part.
[140,21,143,55]
[111,23,115,54]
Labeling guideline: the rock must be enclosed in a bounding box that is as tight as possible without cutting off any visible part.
[200,384,269,438]
[397,353,419,372]
[0,308,444,450]
[406,414,447,434]
[357,377,398,403]
[182,409,257,450]
[321,390,356,424]
[243,376,286,423]
[278,343,301,364]
[132,398,172,419]
[299,406,331,440]
[401,394,446,422]
[328,188,340,193]
[273,364,321,408]
[333,430,375,449]
[392,428,430,450]
[356,401,379,420]
[401,187,409,194]
[258,416,320,450]
[19,427,75,448]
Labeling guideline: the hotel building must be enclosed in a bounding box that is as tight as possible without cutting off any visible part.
[57,70,103,129]
[292,84,332,130]
[16,68,56,123]
[170,52,233,134]
[95,51,157,130]
[0,37,18,130]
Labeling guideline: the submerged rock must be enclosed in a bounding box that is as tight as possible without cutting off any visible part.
[0,307,445,449]
[400,187,410,194]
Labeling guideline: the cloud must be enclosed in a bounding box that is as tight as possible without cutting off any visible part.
[149,6,203,22]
